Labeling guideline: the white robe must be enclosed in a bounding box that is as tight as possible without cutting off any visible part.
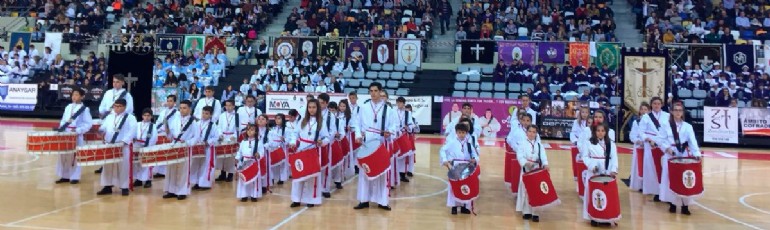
[581,140,619,221]
[133,121,158,182]
[164,115,200,196]
[442,111,462,131]
[193,97,222,120]
[515,139,549,215]
[289,118,329,205]
[321,110,338,192]
[639,111,670,195]
[98,112,137,189]
[154,107,180,175]
[440,136,479,207]
[98,88,134,116]
[569,120,590,144]
[190,120,220,188]
[216,111,239,174]
[659,121,702,206]
[445,115,482,138]
[235,138,266,198]
[267,126,290,182]
[351,99,399,206]
[57,103,92,180]
[236,106,262,130]
[332,114,351,183]
[628,119,644,191]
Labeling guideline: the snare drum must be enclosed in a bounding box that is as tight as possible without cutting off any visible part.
[214,141,239,158]
[238,159,259,184]
[667,157,704,198]
[83,119,102,142]
[139,143,189,166]
[156,135,172,144]
[27,131,78,155]
[75,143,124,166]
[356,140,391,180]
[190,143,206,158]
[448,162,481,202]
[587,175,622,222]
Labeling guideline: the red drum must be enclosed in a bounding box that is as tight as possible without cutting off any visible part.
[509,152,522,194]
[75,143,123,166]
[577,161,588,198]
[214,141,238,158]
[448,163,481,202]
[571,146,580,179]
[522,168,561,209]
[390,141,401,157]
[191,143,206,158]
[83,119,102,142]
[652,148,664,183]
[288,147,321,182]
[504,142,514,185]
[340,135,351,154]
[396,134,413,157]
[356,141,392,180]
[331,141,345,168]
[587,176,622,222]
[156,136,172,144]
[269,147,287,165]
[27,131,77,155]
[139,143,188,166]
[238,132,247,142]
[351,138,362,151]
[667,157,704,198]
[237,159,259,184]
[635,147,644,177]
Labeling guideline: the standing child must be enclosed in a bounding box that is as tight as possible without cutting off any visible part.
[288,99,330,208]
[216,100,239,182]
[133,108,158,188]
[56,87,93,184]
[191,106,221,190]
[97,99,137,196]
[515,125,549,222]
[582,123,620,227]
[269,114,290,184]
[235,124,264,202]
[440,123,478,215]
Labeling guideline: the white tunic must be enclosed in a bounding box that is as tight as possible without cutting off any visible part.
[133,121,158,181]
[98,112,137,189]
[570,119,589,144]
[193,97,222,119]
[236,106,262,130]
[57,103,92,180]
[350,99,398,206]
[515,138,549,214]
[235,138,266,198]
[639,110,670,195]
[289,117,330,205]
[164,114,200,196]
[155,107,179,137]
[628,119,644,191]
[440,136,479,207]
[658,121,702,205]
[98,88,134,116]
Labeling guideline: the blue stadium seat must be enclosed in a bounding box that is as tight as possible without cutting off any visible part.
[378,72,390,79]
[480,92,493,98]
[403,72,415,81]
[383,64,394,71]
[480,82,493,91]
[353,71,365,79]
[370,63,382,71]
[467,83,480,90]
[494,92,506,99]
[456,74,468,82]
[394,64,407,72]
[466,91,479,98]
[508,83,521,92]
[610,96,621,105]
[494,83,506,92]
[406,66,418,72]
[468,73,481,82]
[396,88,408,96]
[508,93,520,99]
[454,82,467,90]
[366,71,378,79]
[390,72,403,80]
[452,91,465,97]
[693,89,707,99]
[678,88,692,98]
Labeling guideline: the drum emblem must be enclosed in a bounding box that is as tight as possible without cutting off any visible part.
[295,159,304,172]
[539,181,549,194]
[460,185,471,195]
[682,170,696,189]
[592,189,608,211]
[361,163,371,174]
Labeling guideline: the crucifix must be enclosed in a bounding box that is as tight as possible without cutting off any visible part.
[124,73,138,92]
[471,43,485,60]
[403,45,415,62]
[635,61,655,97]
[699,56,713,66]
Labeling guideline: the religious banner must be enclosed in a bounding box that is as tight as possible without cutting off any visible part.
[273,37,298,59]
[460,40,495,64]
[440,97,521,136]
[371,39,395,64]
[595,43,621,70]
[498,41,536,66]
[538,42,566,64]
[568,42,590,67]
[9,32,31,53]
[740,108,770,137]
[663,44,689,70]
[398,39,422,68]
[703,106,739,143]
[298,37,318,58]
[204,36,227,55]
[345,39,369,63]
[690,45,722,72]
[622,49,668,114]
[183,35,205,55]
[319,37,343,60]
[119,33,145,47]
[156,34,184,54]
[44,32,63,55]
[724,45,755,72]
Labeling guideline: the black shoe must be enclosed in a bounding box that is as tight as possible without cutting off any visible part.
[133,180,143,187]
[177,195,187,200]
[251,197,258,202]
[669,203,677,213]
[163,193,177,199]
[262,187,268,194]
[277,180,285,185]
[215,172,227,181]
[681,206,691,215]
[400,173,410,182]
[307,204,315,208]
[353,202,370,209]
[523,214,532,220]
[354,166,359,174]
[153,173,165,178]
[290,202,301,208]
[451,207,458,215]
[226,173,234,182]
[94,167,102,174]
[322,192,331,198]
[192,185,201,190]
[378,205,392,211]
[240,198,248,202]
[653,195,661,202]
[96,186,112,195]
[591,220,599,226]
[335,182,343,189]
[143,181,152,188]
[121,189,129,196]
[198,187,211,191]
[460,207,471,214]
[390,186,395,190]
[406,172,414,177]
[55,178,70,184]
[70,180,79,184]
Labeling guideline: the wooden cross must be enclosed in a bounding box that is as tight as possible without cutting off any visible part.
[124,72,138,92]
[635,61,655,97]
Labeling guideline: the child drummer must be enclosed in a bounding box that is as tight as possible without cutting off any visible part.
[133,108,158,188]
[56,87,93,184]
[191,106,221,190]
[216,100,239,182]
[235,124,264,202]
[515,125,549,222]
[97,99,138,196]
[440,123,478,215]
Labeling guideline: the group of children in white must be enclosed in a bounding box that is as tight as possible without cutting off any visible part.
[51,75,703,223]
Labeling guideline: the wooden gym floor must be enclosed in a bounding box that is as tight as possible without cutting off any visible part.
[1,118,770,230]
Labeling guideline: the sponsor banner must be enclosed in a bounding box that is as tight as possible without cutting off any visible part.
[703,107,739,144]
[740,108,770,137]
[0,84,37,111]
[440,97,521,137]
[56,85,107,102]
[265,93,432,125]
[539,117,574,139]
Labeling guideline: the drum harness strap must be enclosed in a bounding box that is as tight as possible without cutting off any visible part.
[156,109,177,130]
[262,128,273,193]
[670,121,690,155]
[144,123,153,147]
[174,117,195,144]
[57,105,87,132]
[101,90,128,117]
[604,139,612,172]
[203,121,214,182]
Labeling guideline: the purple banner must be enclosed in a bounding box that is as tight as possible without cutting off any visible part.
[538,42,566,63]
[345,39,368,64]
[498,41,536,66]
[441,97,521,138]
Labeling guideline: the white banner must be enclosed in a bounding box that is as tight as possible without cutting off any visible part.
[398,39,422,68]
[703,106,739,144]
[44,32,63,55]
[265,92,432,125]
[0,84,38,111]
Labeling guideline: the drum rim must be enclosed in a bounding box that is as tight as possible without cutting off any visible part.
[669,156,701,163]
[589,175,616,182]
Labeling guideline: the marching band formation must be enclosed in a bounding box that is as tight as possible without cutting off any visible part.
[30,76,705,226]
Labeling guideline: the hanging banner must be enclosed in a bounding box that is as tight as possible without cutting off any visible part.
[460,40,495,64]
[298,37,319,58]
[440,97,521,137]
[183,35,205,55]
[9,32,31,53]
[724,44,755,72]
[690,45,722,72]
[204,36,227,55]
[595,43,621,70]
[537,100,581,139]
[623,54,667,113]
[703,107,739,143]
[156,34,184,54]
[397,39,422,68]
[345,39,369,63]
[740,107,770,137]
[538,42,566,64]
[498,41,536,66]
[319,37,343,60]
[0,84,37,111]
[569,42,590,67]
[44,32,63,55]
[371,39,395,64]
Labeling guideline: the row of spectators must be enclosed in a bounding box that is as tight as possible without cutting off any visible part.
[669,62,770,106]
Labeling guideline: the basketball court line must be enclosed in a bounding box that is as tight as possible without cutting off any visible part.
[5,198,103,226]
[0,155,40,168]
[695,168,770,230]
[713,151,738,158]
[269,172,448,201]
[268,175,358,230]
[739,192,770,216]
[0,166,47,176]
[0,224,73,230]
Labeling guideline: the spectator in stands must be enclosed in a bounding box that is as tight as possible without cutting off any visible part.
[716,88,732,107]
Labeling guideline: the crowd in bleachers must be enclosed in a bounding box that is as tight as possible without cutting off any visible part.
[637,0,770,48]
[454,0,616,42]
[669,62,770,108]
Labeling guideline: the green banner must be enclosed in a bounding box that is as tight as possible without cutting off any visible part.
[595,43,621,71]
[183,35,205,55]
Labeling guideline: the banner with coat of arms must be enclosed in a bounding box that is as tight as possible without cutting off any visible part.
[298,37,318,58]
[595,43,621,70]
[497,41,536,66]
[183,35,205,55]
[9,32,31,53]
[690,45,722,73]
[538,42,566,63]
[724,45,755,72]
[568,42,590,67]
[371,39,395,64]
[204,36,227,55]
[622,51,667,113]
[345,39,369,63]
[319,37,343,60]
[156,34,184,54]
[397,39,422,68]
[273,37,298,59]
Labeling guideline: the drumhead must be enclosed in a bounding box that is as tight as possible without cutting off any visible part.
[670,158,700,163]
[448,163,477,180]
[29,131,72,136]
[355,140,382,158]
[589,176,615,183]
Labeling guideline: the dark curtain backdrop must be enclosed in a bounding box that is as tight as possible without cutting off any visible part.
[108,47,154,118]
